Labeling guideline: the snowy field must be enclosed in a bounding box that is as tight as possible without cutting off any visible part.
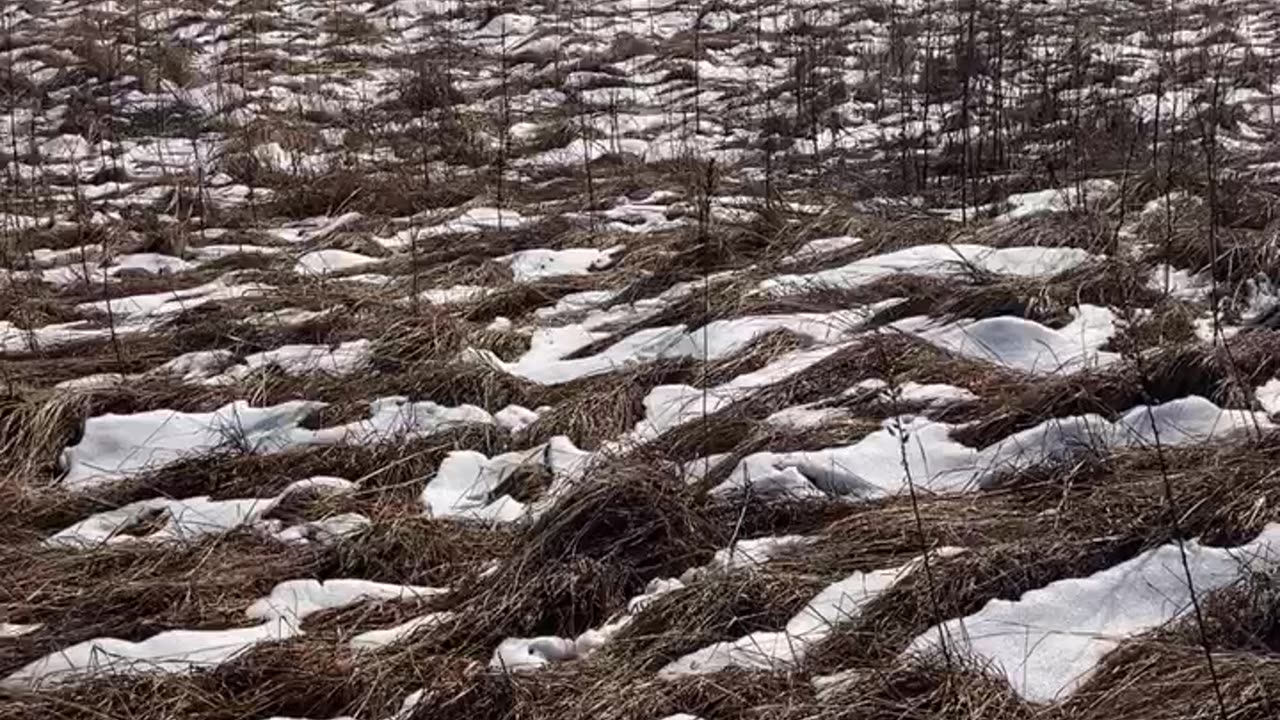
[4,0,1280,718]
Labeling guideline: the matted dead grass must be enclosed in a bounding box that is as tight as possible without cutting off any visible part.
[12,0,1280,716]
[596,570,825,672]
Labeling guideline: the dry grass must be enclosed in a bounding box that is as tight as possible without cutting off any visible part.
[458,460,720,641]
[0,533,325,675]
[598,570,824,672]
[12,0,1280,717]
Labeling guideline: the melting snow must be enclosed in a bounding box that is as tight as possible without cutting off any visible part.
[421,436,592,522]
[207,340,372,383]
[715,396,1269,499]
[894,304,1120,375]
[350,612,456,651]
[501,245,624,282]
[1258,378,1280,416]
[60,401,323,489]
[0,623,42,638]
[760,244,1092,296]
[60,397,495,489]
[77,276,269,323]
[4,578,445,689]
[784,236,863,263]
[906,525,1280,702]
[491,577,685,672]
[293,249,381,276]
[712,417,978,500]
[246,579,446,627]
[472,308,874,385]
[660,553,952,675]
[28,253,194,286]
[2,623,292,689]
[47,477,358,547]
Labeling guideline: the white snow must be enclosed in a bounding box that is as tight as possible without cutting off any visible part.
[2,623,291,689]
[0,623,42,638]
[39,134,93,161]
[47,477,357,548]
[972,395,1270,487]
[419,284,492,305]
[660,553,945,675]
[851,379,979,407]
[421,446,543,522]
[472,308,875,386]
[293,249,380,276]
[491,578,685,672]
[246,579,447,628]
[420,207,530,236]
[54,373,128,391]
[760,244,1093,296]
[532,290,617,321]
[350,612,456,651]
[494,404,541,434]
[713,396,1267,498]
[784,236,862,263]
[691,536,814,577]
[151,350,236,380]
[31,253,194,286]
[1257,378,1280,416]
[712,417,978,500]
[247,307,333,327]
[60,401,323,489]
[629,344,848,443]
[292,396,496,446]
[189,244,285,262]
[502,245,624,282]
[77,276,269,322]
[0,319,125,352]
[271,513,371,545]
[764,406,852,429]
[995,180,1116,222]
[490,636,579,672]
[940,180,1117,223]
[58,341,364,389]
[208,340,372,382]
[270,213,364,245]
[421,436,592,522]
[3,578,444,689]
[906,525,1280,702]
[893,304,1120,375]
[570,578,685,658]
[60,397,496,489]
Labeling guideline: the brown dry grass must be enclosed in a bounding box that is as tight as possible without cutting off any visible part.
[12,1,1280,717]
[597,571,824,672]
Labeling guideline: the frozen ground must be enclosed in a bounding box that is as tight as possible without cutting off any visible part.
[4,0,1280,719]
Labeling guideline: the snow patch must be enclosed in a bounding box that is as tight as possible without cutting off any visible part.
[472,308,875,386]
[293,249,380,276]
[501,245,624,282]
[350,612,456,651]
[60,397,495,489]
[761,244,1092,296]
[47,477,358,547]
[660,553,950,675]
[893,304,1119,375]
[906,525,1280,702]
[421,436,593,522]
[3,578,444,689]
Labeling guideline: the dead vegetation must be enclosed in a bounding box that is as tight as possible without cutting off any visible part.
[9,0,1280,717]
